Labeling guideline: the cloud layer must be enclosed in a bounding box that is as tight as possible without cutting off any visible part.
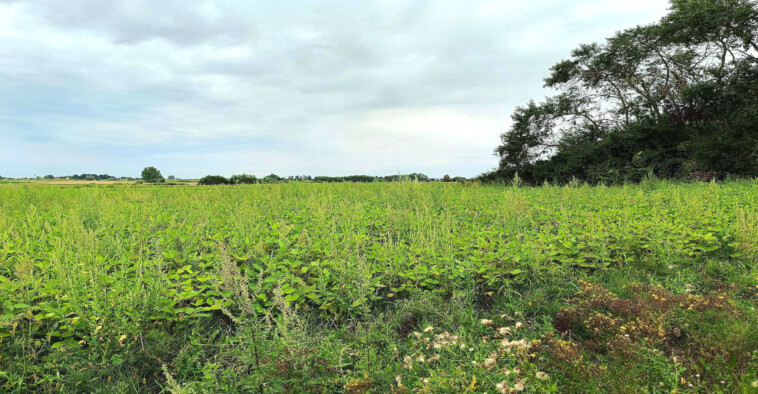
[0,0,669,178]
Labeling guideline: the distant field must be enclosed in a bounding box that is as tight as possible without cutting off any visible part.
[1,181,757,392]
[0,179,199,186]
[21,180,132,185]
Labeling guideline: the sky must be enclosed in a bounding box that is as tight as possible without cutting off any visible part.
[0,0,671,179]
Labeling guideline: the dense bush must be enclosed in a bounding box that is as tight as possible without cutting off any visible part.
[70,173,115,180]
[261,173,282,183]
[141,166,165,183]
[198,175,231,185]
[487,0,758,184]
[230,173,257,184]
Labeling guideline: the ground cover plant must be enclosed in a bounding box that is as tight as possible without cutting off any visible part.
[0,180,757,392]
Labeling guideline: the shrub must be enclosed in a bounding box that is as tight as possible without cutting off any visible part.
[141,166,165,183]
[261,174,282,183]
[230,174,257,184]
[198,175,230,185]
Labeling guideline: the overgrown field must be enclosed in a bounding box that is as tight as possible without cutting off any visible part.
[1,181,757,392]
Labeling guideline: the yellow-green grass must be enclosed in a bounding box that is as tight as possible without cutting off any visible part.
[1,180,756,392]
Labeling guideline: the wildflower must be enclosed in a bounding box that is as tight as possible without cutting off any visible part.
[413,332,422,339]
[720,381,726,384]
[496,381,507,394]
[424,326,434,333]
[513,380,525,391]
[395,375,403,387]
[503,368,511,375]
[536,371,549,380]
[513,367,521,375]
[416,354,425,363]
[422,378,430,385]
[481,319,494,326]
[752,380,758,388]
[658,382,664,388]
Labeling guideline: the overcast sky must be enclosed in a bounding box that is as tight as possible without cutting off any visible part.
[0,0,670,178]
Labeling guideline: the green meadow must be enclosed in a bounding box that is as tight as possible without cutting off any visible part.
[1,180,757,392]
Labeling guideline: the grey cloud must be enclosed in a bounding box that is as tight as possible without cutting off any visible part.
[0,0,670,178]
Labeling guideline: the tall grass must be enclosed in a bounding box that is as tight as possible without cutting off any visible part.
[1,180,756,392]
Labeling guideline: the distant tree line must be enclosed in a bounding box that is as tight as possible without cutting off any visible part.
[8,167,467,184]
[482,0,758,185]
[70,174,117,180]
[196,172,456,185]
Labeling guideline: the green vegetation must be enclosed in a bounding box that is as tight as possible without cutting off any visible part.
[230,174,257,185]
[198,175,231,185]
[1,180,756,392]
[486,0,758,184]
[70,174,117,181]
[141,167,165,184]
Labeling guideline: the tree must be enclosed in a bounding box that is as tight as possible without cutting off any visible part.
[261,174,282,183]
[43,175,54,179]
[230,173,257,184]
[442,175,452,182]
[488,0,758,184]
[198,175,230,185]
[167,175,175,180]
[141,167,165,183]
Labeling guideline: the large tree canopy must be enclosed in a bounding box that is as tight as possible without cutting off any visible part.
[485,0,758,184]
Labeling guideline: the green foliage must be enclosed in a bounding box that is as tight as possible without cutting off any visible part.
[141,167,165,183]
[198,175,230,185]
[0,181,755,392]
[70,173,115,180]
[489,0,758,184]
[229,174,257,184]
[261,173,282,183]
